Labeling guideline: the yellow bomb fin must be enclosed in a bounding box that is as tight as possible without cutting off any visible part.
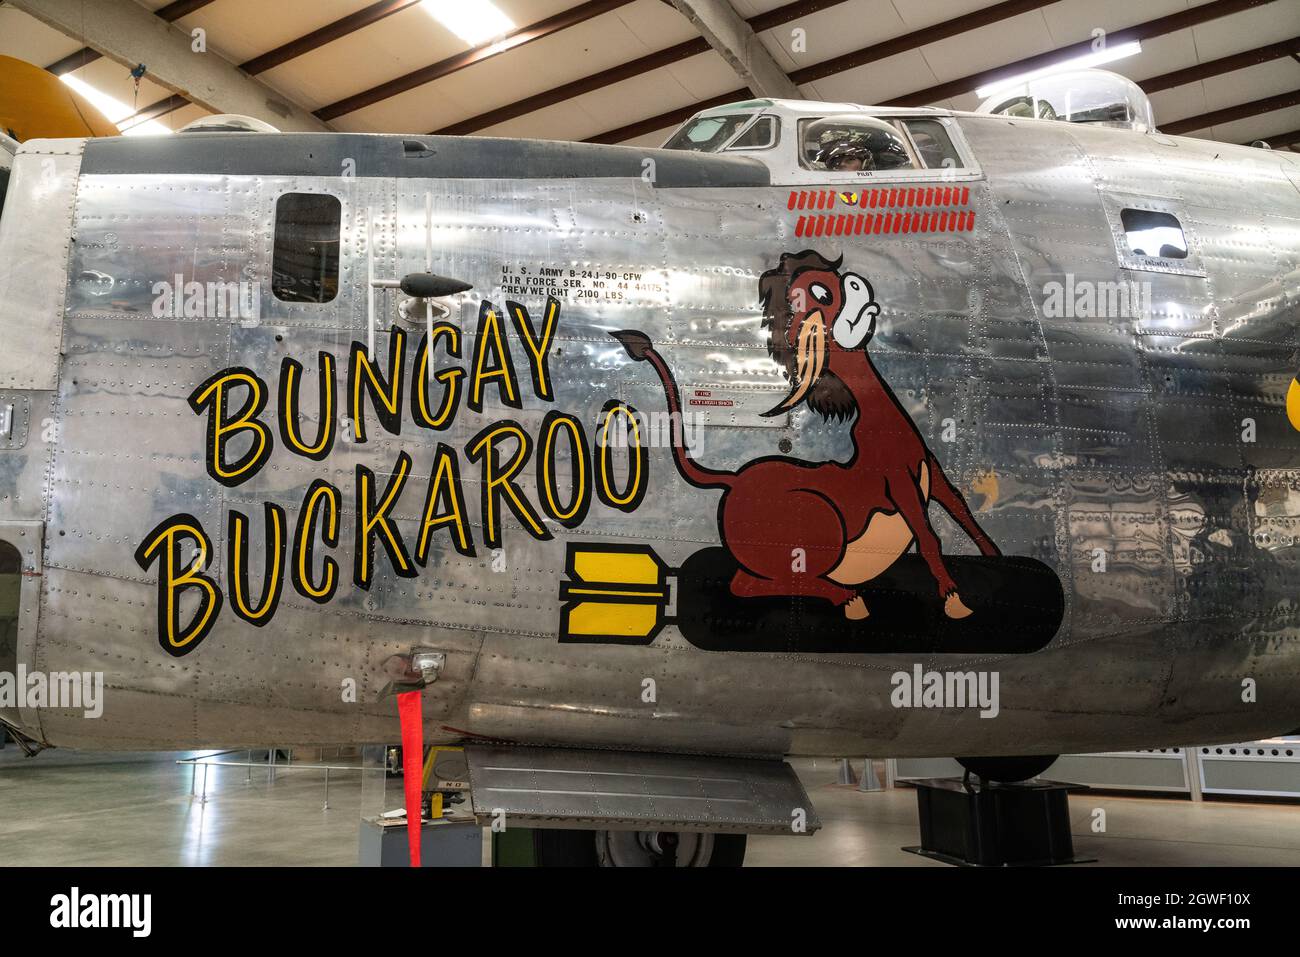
[558,542,670,644]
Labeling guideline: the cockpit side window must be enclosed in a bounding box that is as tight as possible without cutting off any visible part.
[902,119,962,171]
[272,192,341,304]
[663,113,754,153]
[726,115,777,151]
[799,116,917,172]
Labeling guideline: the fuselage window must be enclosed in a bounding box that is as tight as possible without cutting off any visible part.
[1120,208,1188,259]
[800,116,917,172]
[272,192,341,303]
[727,115,777,150]
[903,119,962,171]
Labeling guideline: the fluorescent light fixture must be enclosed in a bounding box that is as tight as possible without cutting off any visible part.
[975,40,1142,99]
[60,74,171,136]
[422,0,514,47]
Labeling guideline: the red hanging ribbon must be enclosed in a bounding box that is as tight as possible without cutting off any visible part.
[397,689,424,868]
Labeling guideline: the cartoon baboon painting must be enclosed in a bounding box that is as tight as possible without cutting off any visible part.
[612,249,1000,620]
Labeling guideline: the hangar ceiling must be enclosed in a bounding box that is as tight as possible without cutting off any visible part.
[0,0,1297,149]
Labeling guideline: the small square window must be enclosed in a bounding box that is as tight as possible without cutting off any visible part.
[1120,208,1188,260]
[273,193,341,303]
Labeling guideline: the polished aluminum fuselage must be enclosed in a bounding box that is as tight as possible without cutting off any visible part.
[1,112,1298,758]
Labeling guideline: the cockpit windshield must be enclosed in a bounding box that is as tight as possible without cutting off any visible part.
[662,112,754,152]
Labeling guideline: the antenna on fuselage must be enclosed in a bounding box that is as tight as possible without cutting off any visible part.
[366,194,472,381]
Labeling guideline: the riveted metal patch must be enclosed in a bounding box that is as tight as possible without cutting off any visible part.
[0,392,31,449]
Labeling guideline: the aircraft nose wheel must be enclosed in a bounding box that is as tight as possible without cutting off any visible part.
[597,829,715,867]
[588,829,748,867]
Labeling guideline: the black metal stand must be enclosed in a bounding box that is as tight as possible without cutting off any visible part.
[903,775,1094,866]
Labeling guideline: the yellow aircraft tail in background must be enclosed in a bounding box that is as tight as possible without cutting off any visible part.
[0,53,118,141]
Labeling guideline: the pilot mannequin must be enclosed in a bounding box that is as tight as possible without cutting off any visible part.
[817,141,874,171]
[812,123,910,172]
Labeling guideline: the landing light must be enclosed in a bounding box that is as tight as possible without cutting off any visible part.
[975,40,1142,99]
[422,0,514,46]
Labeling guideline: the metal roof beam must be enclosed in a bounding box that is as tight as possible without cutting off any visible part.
[586,0,1282,144]
[1163,88,1300,135]
[240,0,425,76]
[14,0,329,132]
[1140,35,1300,93]
[434,0,873,136]
[314,0,636,122]
[666,0,799,98]
[884,0,1275,106]
[117,94,191,132]
[45,48,102,76]
[583,0,1061,143]
[44,0,217,75]
[117,0,431,129]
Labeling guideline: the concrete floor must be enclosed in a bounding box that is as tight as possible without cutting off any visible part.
[760,759,1300,866]
[2,748,1298,866]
